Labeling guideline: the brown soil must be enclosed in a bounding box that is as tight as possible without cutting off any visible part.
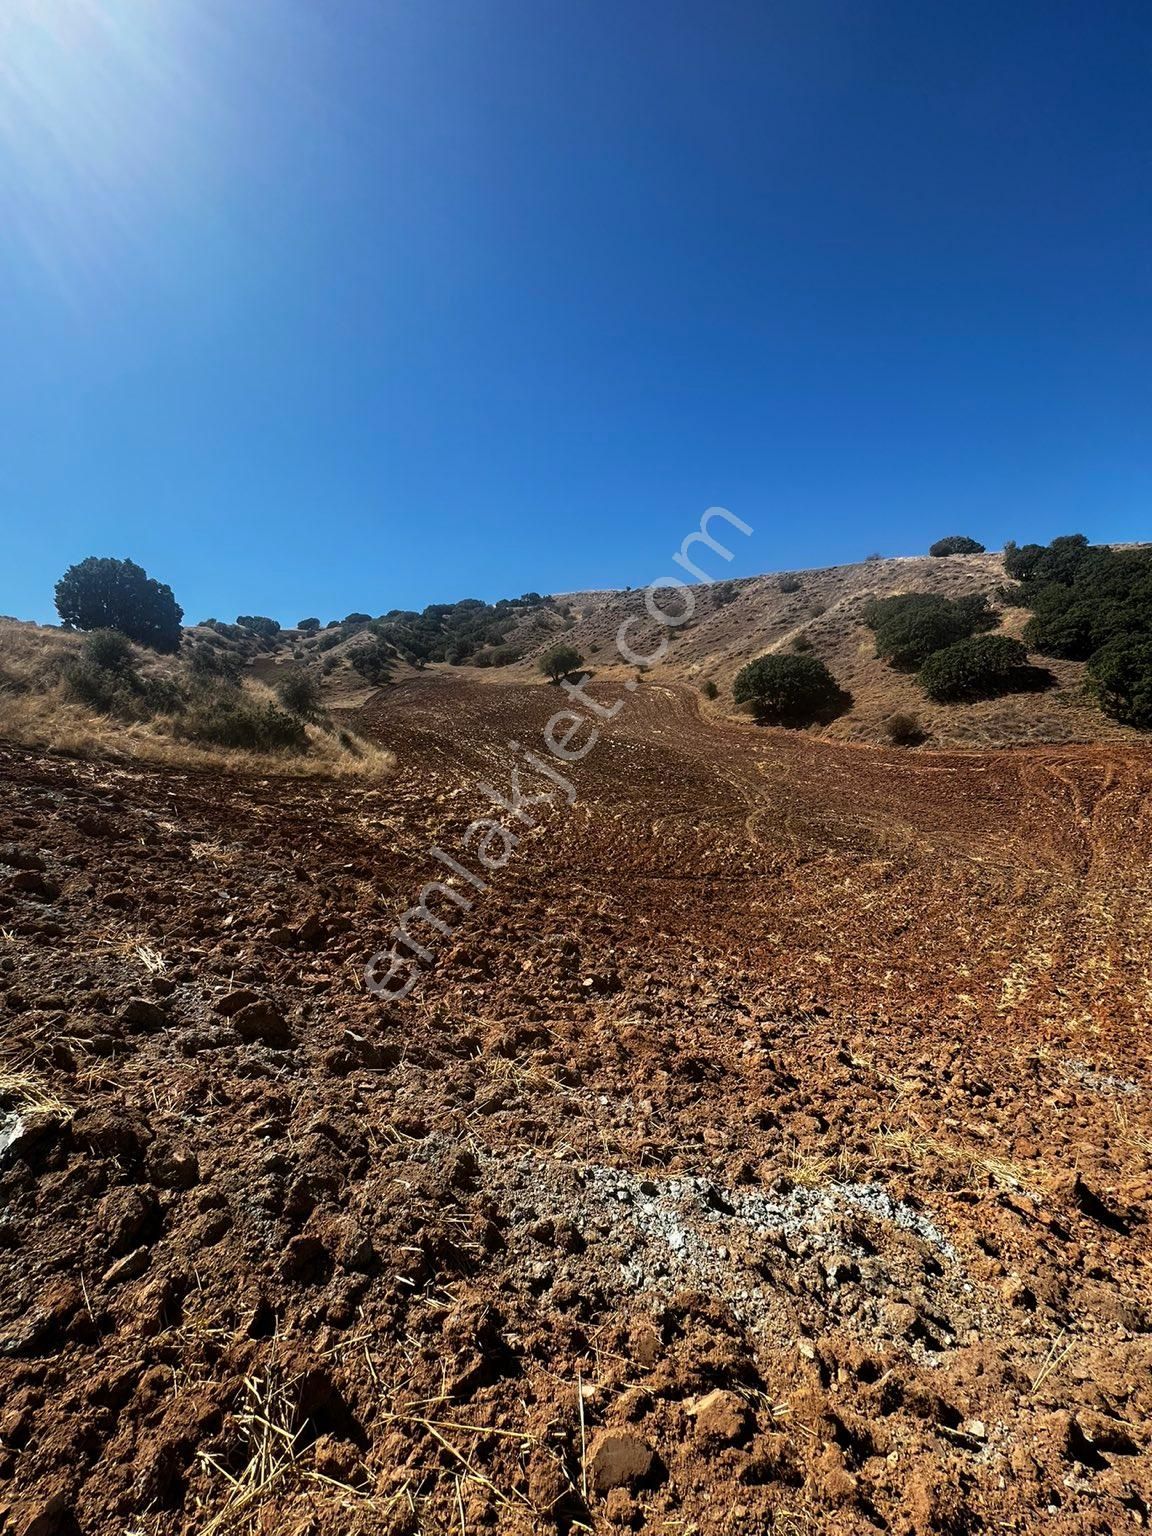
[2,673,1152,1535]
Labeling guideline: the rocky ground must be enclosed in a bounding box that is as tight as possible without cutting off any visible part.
[2,674,1152,1535]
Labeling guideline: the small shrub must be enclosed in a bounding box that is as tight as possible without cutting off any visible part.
[276,670,323,717]
[297,618,321,633]
[63,658,129,716]
[864,552,883,563]
[83,629,135,673]
[189,644,244,683]
[713,581,737,605]
[343,612,373,628]
[929,535,985,557]
[778,575,802,594]
[791,634,813,652]
[884,712,923,745]
[732,654,848,726]
[176,686,308,752]
[918,635,1029,702]
[349,637,393,686]
[701,679,719,700]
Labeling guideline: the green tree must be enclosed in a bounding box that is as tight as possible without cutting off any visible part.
[929,535,985,556]
[55,557,183,653]
[732,654,847,725]
[918,635,1028,702]
[864,592,994,670]
[540,644,584,682]
[236,615,281,638]
[1086,638,1152,728]
[275,670,323,717]
[297,617,321,633]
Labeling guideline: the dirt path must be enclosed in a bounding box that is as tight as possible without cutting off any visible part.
[3,676,1152,1535]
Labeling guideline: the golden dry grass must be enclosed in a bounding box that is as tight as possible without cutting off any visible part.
[0,622,395,781]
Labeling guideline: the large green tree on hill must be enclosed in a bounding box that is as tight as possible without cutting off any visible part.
[733,653,848,725]
[55,557,183,653]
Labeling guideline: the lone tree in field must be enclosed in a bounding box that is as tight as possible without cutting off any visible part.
[733,653,847,726]
[929,535,985,557]
[55,557,183,653]
[540,644,584,683]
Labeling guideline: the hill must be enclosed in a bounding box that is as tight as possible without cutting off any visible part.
[524,549,1150,748]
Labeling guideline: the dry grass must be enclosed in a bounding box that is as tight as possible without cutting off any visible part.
[875,1126,1038,1193]
[196,1372,373,1536]
[0,622,395,781]
[0,1068,74,1122]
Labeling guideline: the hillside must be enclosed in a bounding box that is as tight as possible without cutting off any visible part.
[525,550,1147,748]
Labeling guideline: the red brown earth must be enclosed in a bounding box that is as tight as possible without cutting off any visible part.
[2,673,1152,1535]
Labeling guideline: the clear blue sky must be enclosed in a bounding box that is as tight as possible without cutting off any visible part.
[2,0,1149,626]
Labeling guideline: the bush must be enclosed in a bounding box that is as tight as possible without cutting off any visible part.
[55,557,184,653]
[864,552,883,563]
[1015,544,1152,660]
[64,658,131,716]
[343,612,372,628]
[349,636,393,686]
[540,644,583,682]
[701,680,719,700]
[732,654,848,726]
[929,535,985,557]
[778,574,802,594]
[791,634,813,652]
[864,592,995,670]
[236,615,281,638]
[1003,533,1090,586]
[297,618,321,633]
[83,629,135,673]
[276,670,322,717]
[175,686,308,752]
[884,712,923,745]
[188,644,244,684]
[917,635,1028,702]
[1086,639,1152,728]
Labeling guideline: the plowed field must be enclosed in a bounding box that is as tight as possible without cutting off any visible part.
[2,673,1152,1535]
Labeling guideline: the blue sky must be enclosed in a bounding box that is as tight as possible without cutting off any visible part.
[2,0,1149,626]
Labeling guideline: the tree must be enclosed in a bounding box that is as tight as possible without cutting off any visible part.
[55,557,183,653]
[732,654,847,725]
[540,644,583,682]
[1086,638,1152,729]
[930,535,985,557]
[275,670,323,717]
[918,635,1028,702]
[864,592,995,670]
[236,615,281,638]
[297,618,321,633]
